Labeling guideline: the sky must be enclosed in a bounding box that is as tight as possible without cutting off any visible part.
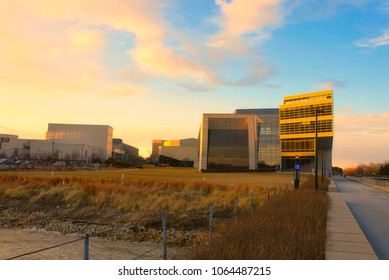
[1,0,388,168]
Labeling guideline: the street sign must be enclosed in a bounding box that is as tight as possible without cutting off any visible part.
[294,164,300,170]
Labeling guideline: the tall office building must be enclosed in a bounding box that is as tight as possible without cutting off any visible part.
[279,90,333,172]
[46,124,113,160]
[235,108,280,171]
[198,114,261,171]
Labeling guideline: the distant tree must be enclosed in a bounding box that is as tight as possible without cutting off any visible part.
[379,161,389,176]
[344,162,388,176]
[148,152,159,165]
[19,151,31,160]
[332,166,343,174]
[71,151,81,161]
[365,163,382,175]
[64,153,71,161]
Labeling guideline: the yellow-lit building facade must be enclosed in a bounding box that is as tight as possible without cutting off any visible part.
[279,90,333,172]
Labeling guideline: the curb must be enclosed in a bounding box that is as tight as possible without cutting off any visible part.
[325,179,378,260]
[347,176,389,193]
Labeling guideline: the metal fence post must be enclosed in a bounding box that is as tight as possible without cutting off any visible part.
[209,204,214,249]
[163,212,167,260]
[83,234,89,260]
[234,196,238,221]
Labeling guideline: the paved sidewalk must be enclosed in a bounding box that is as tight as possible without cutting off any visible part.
[325,180,378,260]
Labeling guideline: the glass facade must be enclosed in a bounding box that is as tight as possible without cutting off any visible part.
[207,118,249,170]
[235,109,280,171]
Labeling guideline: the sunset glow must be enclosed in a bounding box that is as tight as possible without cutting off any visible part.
[1,0,388,168]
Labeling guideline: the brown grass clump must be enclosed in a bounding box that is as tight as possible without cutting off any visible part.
[188,176,329,260]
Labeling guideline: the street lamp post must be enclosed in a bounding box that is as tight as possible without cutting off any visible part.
[322,151,325,183]
[294,156,300,189]
[314,108,322,191]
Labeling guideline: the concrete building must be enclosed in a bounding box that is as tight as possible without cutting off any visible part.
[0,135,27,159]
[0,134,18,145]
[30,140,101,162]
[198,114,262,171]
[234,108,281,171]
[112,138,139,164]
[46,123,113,160]
[279,90,333,173]
[0,136,101,163]
[1,124,139,165]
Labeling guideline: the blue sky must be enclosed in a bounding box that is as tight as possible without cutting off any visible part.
[1,0,388,167]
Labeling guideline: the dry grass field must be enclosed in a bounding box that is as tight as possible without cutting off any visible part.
[0,167,302,187]
[0,168,329,259]
[0,168,302,226]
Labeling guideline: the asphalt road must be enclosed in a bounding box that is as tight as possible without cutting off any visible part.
[334,176,389,259]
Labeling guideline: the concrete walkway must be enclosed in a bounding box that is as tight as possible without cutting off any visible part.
[325,180,378,260]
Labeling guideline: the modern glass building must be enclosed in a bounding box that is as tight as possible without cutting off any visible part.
[279,90,333,172]
[46,123,113,160]
[198,114,261,171]
[153,90,333,173]
[235,108,280,171]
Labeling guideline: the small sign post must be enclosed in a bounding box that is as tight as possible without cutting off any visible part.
[294,164,300,189]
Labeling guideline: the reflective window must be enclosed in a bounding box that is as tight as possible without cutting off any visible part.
[207,118,249,170]
[235,109,280,170]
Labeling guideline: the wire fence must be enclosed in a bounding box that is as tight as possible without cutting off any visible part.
[4,182,294,260]
[6,234,90,260]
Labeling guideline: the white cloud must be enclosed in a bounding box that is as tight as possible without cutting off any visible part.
[355,30,389,48]
[315,80,346,90]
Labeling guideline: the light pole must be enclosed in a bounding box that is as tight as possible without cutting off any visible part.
[322,151,325,183]
[294,155,300,189]
[314,108,324,191]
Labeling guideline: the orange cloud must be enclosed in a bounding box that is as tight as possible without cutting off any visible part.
[209,0,282,52]
[129,44,220,86]
[33,0,221,87]
[335,113,389,135]
[0,0,152,98]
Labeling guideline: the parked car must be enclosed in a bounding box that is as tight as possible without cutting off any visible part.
[53,161,66,166]
[0,159,15,165]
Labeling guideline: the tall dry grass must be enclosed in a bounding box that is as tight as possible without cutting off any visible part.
[0,172,329,259]
[0,168,303,187]
[0,174,275,228]
[188,176,329,259]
